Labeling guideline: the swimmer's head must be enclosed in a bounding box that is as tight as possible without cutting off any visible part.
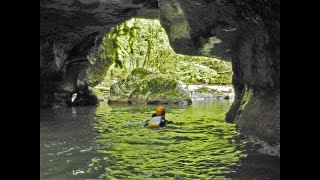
[155,106,165,116]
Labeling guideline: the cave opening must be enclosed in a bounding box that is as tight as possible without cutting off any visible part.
[91,18,233,103]
[40,1,280,178]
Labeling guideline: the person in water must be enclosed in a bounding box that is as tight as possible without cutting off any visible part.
[145,106,173,128]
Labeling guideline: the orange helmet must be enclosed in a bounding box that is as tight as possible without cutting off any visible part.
[155,106,165,116]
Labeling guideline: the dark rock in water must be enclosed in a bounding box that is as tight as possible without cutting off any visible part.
[107,97,130,105]
[71,87,99,106]
[109,68,191,105]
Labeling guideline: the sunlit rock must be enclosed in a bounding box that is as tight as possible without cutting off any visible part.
[109,68,191,104]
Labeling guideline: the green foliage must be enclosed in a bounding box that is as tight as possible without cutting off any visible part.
[172,56,233,85]
[101,18,173,72]
[98,18,233,87]
[166,57,232,85]
[174,61,218,84]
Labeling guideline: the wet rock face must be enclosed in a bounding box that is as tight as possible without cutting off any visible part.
[40,0,280,144]
[159,0,280,144]
[158,0,243,60]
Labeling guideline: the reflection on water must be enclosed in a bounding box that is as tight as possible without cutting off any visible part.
[93,100,244,179]
[40,100,278,179]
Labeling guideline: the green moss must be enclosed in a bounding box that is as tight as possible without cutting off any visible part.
[92,87,102,97]
[169,22,191,40]
[195,87,217,93]
[148,76,177,93]
[96,18,232,88]
[109,82,123,96]
[129,75,187,101]
[201,37,222,57]
[193,86,226,98]
[239,88,253,110]
[130,67,153,76]
[125,68,154,86]
[160,2,191,41]
[174,59,232,85]
[109,68,191,104]
[110,68,155,96]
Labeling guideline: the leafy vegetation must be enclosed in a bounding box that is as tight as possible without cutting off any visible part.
[98,18,232,87]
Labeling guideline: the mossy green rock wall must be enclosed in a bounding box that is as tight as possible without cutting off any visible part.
[109,68,191,104]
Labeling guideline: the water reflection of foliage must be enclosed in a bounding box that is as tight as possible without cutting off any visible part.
[92,102,246,179]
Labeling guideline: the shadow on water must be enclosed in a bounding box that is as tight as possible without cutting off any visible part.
[40,100,279,179]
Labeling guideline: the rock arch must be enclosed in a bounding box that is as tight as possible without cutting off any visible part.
[40,0,280,144]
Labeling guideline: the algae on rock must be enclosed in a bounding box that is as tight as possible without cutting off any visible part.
[109,68,191,104]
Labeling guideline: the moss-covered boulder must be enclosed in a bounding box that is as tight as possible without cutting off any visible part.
[108,68,191,105]
[129,76,191,104]
[110,68,153,97]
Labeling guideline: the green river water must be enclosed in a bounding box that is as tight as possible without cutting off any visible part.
[40,100,279,179]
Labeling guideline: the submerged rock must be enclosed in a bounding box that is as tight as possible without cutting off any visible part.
[108,68,191,105]
[71,86,99,106]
